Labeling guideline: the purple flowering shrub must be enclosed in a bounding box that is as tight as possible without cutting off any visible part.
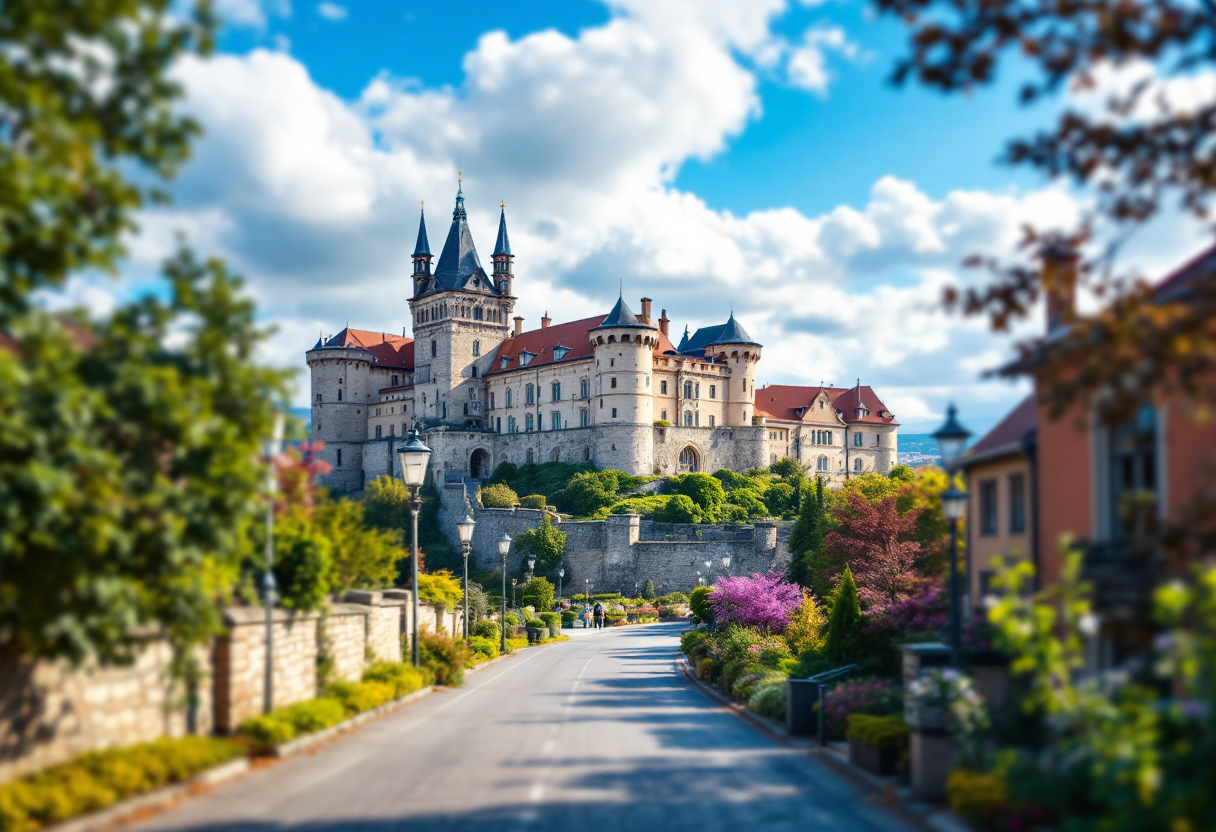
[708,571,804,633]
[863,584,948,640]
[821,677,902,739]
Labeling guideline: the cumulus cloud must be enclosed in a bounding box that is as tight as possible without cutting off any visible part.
[214,0,291,30]
[785,26,853,94]
[123,0,1127,430]
[316,2,347,21]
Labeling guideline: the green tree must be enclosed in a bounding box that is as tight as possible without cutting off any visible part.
[513,513,567,574]
[642,579,655,601]
[787,477,835,595]
[521,577,555,613]
[362,475,410,532]
[478,483,519,508]
[669,473,726,521]
[825,566,862,664]
[314,500,402,594]
[764,481,797,518]
[417,570,463,611]
[689,586,714,621]
[557,470,621,517]
[268,520,335,612]
[770,456,806,489]
[654,494,701,524]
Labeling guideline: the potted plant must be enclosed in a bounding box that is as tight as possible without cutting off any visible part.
[905,667,969,731]
[846,714,910,776]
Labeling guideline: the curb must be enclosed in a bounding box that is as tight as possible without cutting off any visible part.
[272,685,436,758]
[45,757,250,832]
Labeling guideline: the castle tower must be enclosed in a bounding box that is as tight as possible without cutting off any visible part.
[492,203,513,297]
[712,312,762,426]
[408,180,512,428]
[411,207,432,299]
[306,333,376,492]
[590,295,659,471]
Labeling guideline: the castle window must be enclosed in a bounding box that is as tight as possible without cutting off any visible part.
[473,340,480,357]
[338,378,343,384]
[508,416,516,433]
[496,417,502,433]
[376,408,381,415]
[709,385,716,399]
[431,340,437,358]
[683,412,693,427]
[612,408,617,418]
[583,446,591,461]
[817,455,827,472]
[854,432,862,447]
[580,410,589,427]
[471,366,478,378]
[489,392,495,410]
[552,412,561,431]
[316,393,322,403]
[337,390,343,402]
[392,375,398,386]
[526,384,535,405]
[336,449,342,467]
[661,410,668,421]
[661,380,668,395]
[610,377,617,389]
[610,359,614,367]
[580,378,590,399]
[646,375,650,387]
[709,416,715,428]
[696,383,701,398]
[525,414,534,432]
[526,449,534,464]
[442,403,448,419]
[552,382,561,402]
[695,411,700,426]
[375,425,382,438]
[402,423,407,435]
[854,458,863,473]
[507,389,513,407]
[875,434,881,447]
[684,381,693,398]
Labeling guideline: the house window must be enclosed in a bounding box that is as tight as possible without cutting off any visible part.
[1009,472,1027,534]
[552,382,561,402]
[683,411,693,427]
[580,410,589,427]
[817,455,827,472]
[507,389,513,407]
[336,449,342,467]
[853,458,862,472]
[854,432,862,447]
[473,340,480,357]
[552,412,561,431]
[610,377,617,389]
[661,380,668,395]
[526,385,535,405]
[376,408,381,416]
[710,384,716,399]
[431,340,437,358]
[979,480,998,536]
[612,408,618,418]
[391,375,398,386]
[375,425,382,438]
[684,381,693,398]
[661,410,668,421]
[508,416,516,433]
[1109,404,1159,539]
[709,416,715,428]
[580,378,590,399]
[525,414,534,432]
[337,389,343,402]
[489,392,495,410]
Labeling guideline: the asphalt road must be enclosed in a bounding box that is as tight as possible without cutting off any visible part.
[133,622,915,832]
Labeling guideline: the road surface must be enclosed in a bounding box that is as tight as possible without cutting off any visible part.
[133,622,915,832]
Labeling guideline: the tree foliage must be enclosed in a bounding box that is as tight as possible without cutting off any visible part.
[512,513,567,574]
[825,492,926,607]
[707,571,804,634]
[826,566,862,664]
[417,570,463,612]
[787,476,833,594]
[689,586,714,621]
[478,483,519,509]
[362,475,410,532]
[669,473,726,522]
[314,500,402,595]
[653,494,701,524]
[520,577,555,613]
[784,592,829,657]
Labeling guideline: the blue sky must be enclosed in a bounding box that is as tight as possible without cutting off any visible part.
[76,0,1204,434]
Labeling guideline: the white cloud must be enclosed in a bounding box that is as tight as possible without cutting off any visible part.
[119,0,1208,433]
[316,2,347,21]
[785,26,852,94]
[214,0,291,30]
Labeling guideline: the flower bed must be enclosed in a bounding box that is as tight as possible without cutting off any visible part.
[0,737,243,832]
[846,714,909,776]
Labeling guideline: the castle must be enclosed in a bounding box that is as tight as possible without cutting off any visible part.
[307,184,900,493]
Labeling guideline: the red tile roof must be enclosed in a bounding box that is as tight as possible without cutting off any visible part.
[961,394,1037,467]
[325,328,414,370]
[488,315,678,375]
[754,384,898,426]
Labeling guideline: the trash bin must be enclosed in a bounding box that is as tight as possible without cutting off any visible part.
[786,679,822,736]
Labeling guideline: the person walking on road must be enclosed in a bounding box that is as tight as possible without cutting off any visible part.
[593,601,604,629]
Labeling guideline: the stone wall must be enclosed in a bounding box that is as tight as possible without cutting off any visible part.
[213,608,319,734]
[0,638,212,786]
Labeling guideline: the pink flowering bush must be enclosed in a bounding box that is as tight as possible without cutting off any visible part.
[863,584,948,640]
[707,571,804,633]
[821,677,902,739]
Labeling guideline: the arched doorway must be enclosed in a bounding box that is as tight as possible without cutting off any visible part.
[678,446,700,474]
[470,448,491,480]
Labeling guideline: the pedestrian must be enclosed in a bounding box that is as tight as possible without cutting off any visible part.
[593,601,604,629]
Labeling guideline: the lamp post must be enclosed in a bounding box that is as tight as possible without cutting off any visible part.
[704,559,712,584]
[527,557,536,582]
[933,403,972,670]
[558,567,565,606]
[696,571,703,587]
[396,429,433,667]
[720,555,732,579]
[511,578,517,607]
[498,534,511,654]
[585,579,590,606]
[262,413,284,715]
[457,514,475,640]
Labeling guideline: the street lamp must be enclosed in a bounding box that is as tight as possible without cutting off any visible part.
[720,555,731,578]
[934,403,972,669]
[397,429,433,668]
[527,557,536,582]
[704,558,712,583]
[585,578,591,606]
[558,567,565,606]
[511,578,518,607]
[696,571,703,587]
[498,533,511,654]
[262,413,284,715]
[457,514,476,640]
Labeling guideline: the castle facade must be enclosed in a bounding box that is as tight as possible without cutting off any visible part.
[308,186,900,492]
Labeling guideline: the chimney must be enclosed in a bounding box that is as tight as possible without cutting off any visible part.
[513,316,524,338]
[541,312,551,329]
[1042,243,1078,333]
[640,297,652,324]
[658,308,670,337]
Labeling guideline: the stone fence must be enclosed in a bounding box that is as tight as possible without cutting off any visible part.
[0,589,465,784]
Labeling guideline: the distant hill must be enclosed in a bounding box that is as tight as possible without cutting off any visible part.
[290,406,311,434]
[897,434,941,468]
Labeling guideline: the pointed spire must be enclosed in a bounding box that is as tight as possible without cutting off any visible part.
[452,178,466,221]
[594,295,650,330]
[493,203,512,257]
[677,325,691,352]
[709,311,761,347]
[413,206,431,257]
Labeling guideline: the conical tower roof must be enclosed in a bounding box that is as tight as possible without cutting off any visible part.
[418,182,499,298]
[593,295,652,330]
[709,312,761,347]
[493,206,512,257]
[412,209,431,257]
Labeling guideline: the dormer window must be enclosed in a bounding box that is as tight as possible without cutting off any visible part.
[500,356,510,369]
[520,351,535,367]
[553,345,570,360]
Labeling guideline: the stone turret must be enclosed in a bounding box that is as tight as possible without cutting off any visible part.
[307,334,376,492]
[590,295,659,472]
[711,312,762,426]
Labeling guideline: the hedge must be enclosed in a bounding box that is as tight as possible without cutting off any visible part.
[0,737,243,832]
[845,714,910,751]
[947,769,1008,830]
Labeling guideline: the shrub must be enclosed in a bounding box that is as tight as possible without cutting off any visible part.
[826,566,862,663]
[419,630,468,686]
[518,494,547,509]
[708,571,803,633]
[539,611,561,637]
[467,636,500,661]
[653,494,701,524]
[749,680,788,719]
[764,481,797,518]
[239,715,295,750]
[697,657,720,682]
[784,594,829,656]
[733,669,787,701]
[681,629,710,654]
[689,586,714,621]
[659,591,689,605]
[557,470,621,517]
[504,637,528,653]
[471,619,501,642]
[669,473,726,521]
[525,619,547,629]
[846,714,910,751]
[362,661,431,697]
[947,770,1008,830]
[822,678,902,739]
[479,483,519,508]
[653,419,672,426]
[561,611,576,626]
[281,698,347,733]
[505,612,520,626]
[520,576,555,613]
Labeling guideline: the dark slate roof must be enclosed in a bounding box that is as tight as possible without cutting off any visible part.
[593,296,653,330]
[677,326,691,353]
[493,207,511,257]
[961,394,1037,468]
[416,186,500,299]
[710,312,761,347]
[412,210,431,257]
